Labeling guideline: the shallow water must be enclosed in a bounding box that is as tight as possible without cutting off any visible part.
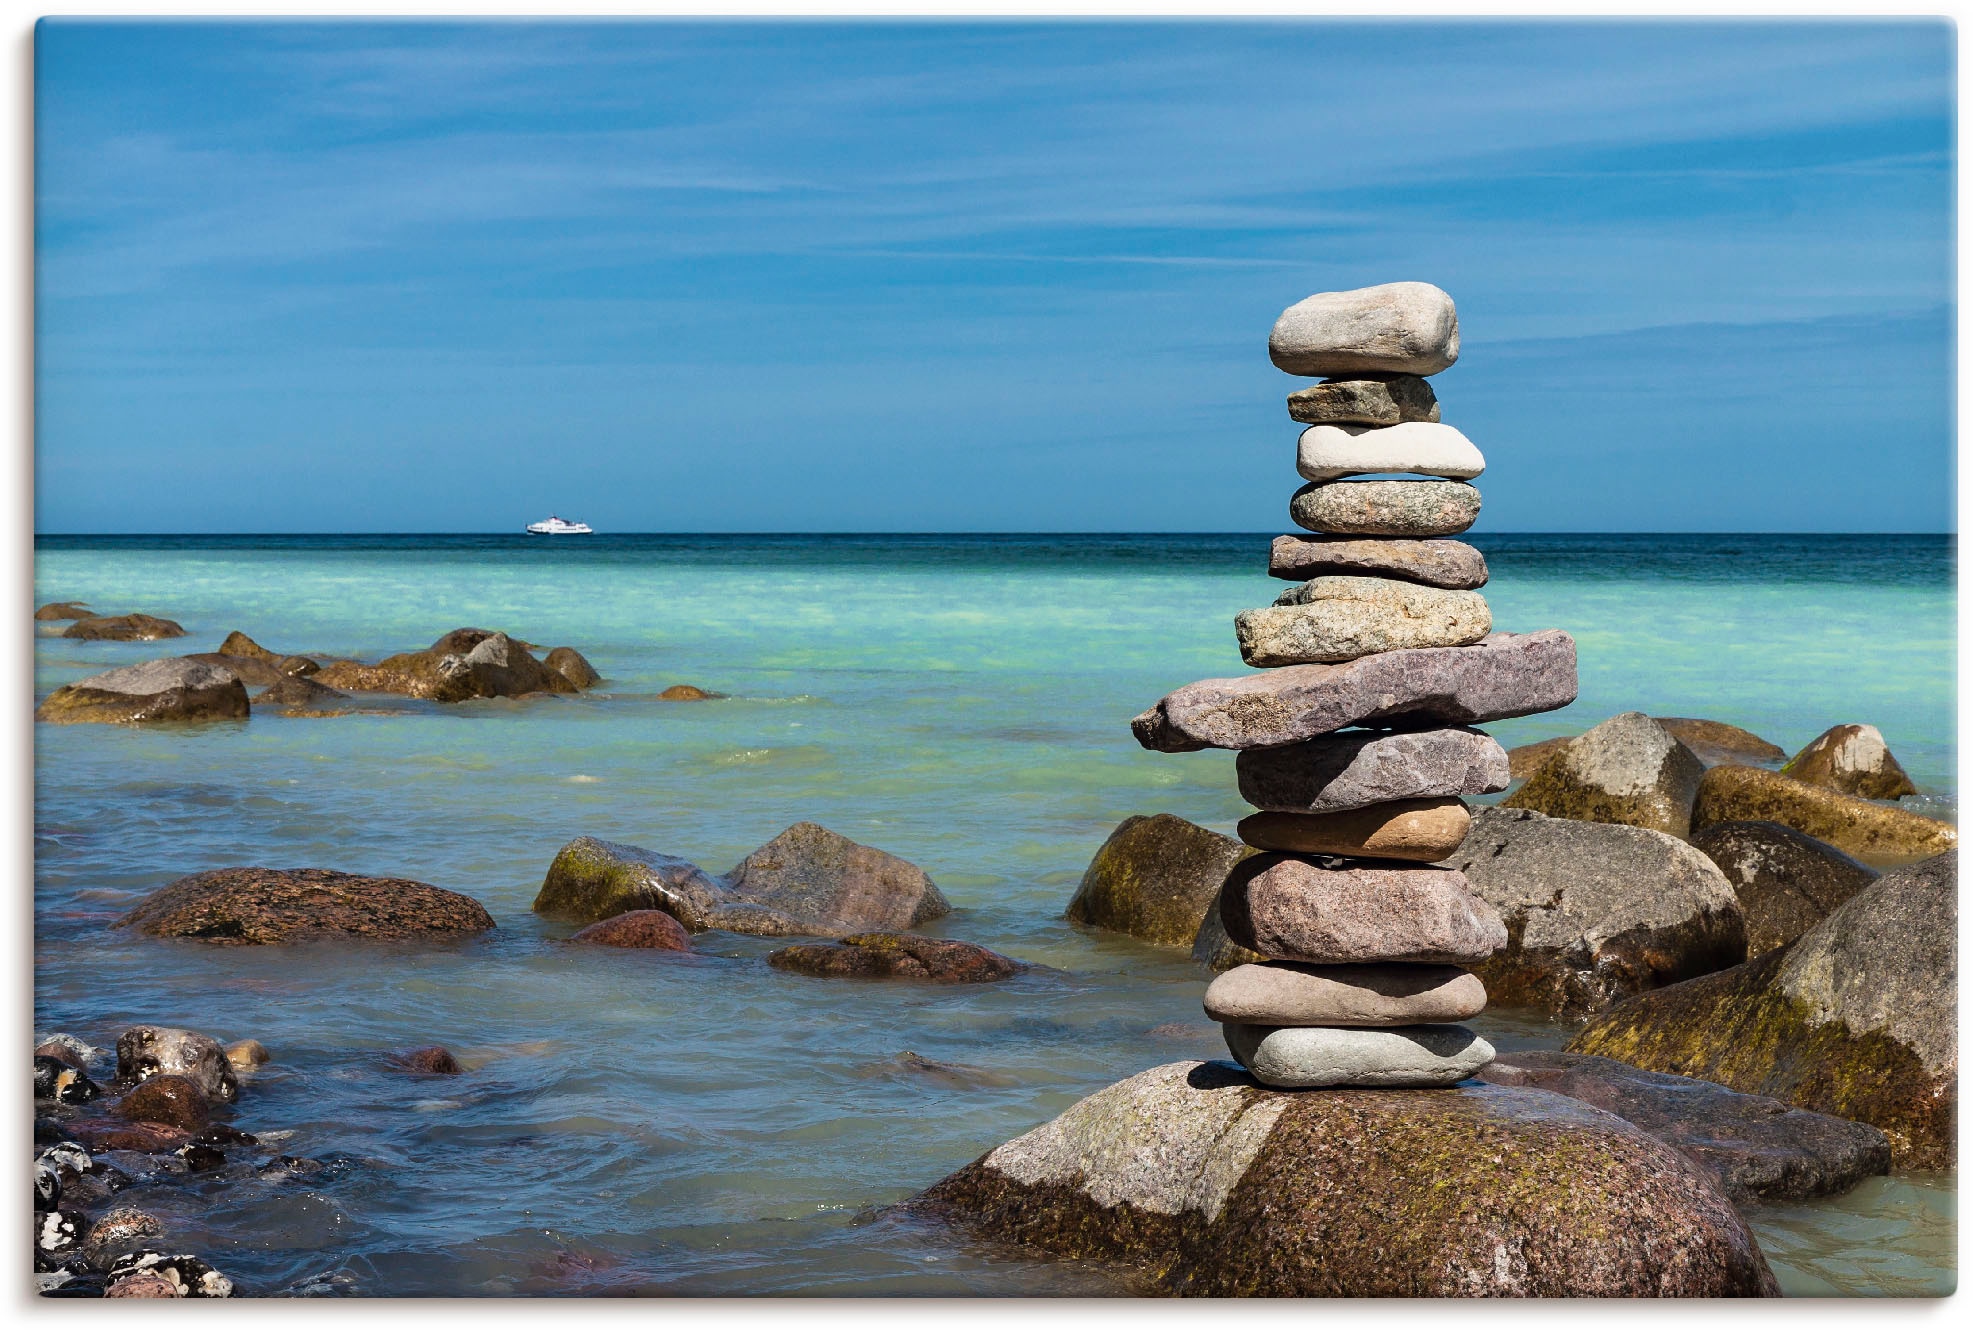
[32,533,1955,1295]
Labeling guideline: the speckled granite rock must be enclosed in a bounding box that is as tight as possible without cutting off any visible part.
[1285,374,1439,426]
[121,868,495,945]
[1236,798,1470,862]
[1691,765,1955,866]
[1290,479,1481,537]
[1132,631,1575,754]
[1235,726,1509,814]
[1450,808,1746,1017]
[115,1027,237,1102]
[1067,814,1255,946]
[1269,282,1460,377]
[36,658,249,725]
[1268,533,1488,589]
[914,1059,1778,1296]
[727,822,951,933]
[1782,723,1918,800]
[1690,820,1879,956]
[1236,577,1490,666]
[1477,1050,1890,1204]
[1502,711,1705,837]
[1217,855,1505,964]
[1296,421,1484,482]
[1224,1023,1493,1088]
[767,932,1021,982]
[1569,852,1955,1169]
[568,909,691,950]
[1204,961,1486,1026]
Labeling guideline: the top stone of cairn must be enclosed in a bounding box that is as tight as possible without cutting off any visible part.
[1269,281,1460,378]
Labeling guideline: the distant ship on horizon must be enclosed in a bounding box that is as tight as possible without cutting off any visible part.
[525,515,593,535]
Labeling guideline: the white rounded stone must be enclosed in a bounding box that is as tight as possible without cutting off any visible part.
[1297,421,1485,483]
[1269,282,1459,377]
[1222,1022,1495,1088]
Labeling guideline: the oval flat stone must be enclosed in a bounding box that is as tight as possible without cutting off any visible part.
[1218,855,1506,964]
[1291,479,1481,537]
[1236,726,1509,815]
[1269,282,1459,378]
[1223,1023,1495,1088]
[1296,421,1485,482]
[1236,798,1471,861]
[1269,534,1487,589]
[1204,961,1486,1026]
[1237,577,1490,666]
[1286,375,1438,426]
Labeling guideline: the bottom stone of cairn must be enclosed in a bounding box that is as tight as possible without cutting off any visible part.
[1223,1022,1496,1088]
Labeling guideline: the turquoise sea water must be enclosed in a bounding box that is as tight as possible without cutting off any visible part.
[32,533,1955,1296]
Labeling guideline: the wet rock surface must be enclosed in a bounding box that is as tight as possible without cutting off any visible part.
[915,1060,1778,1296]
[315,627,580,701]
[113,1075,212,1131]
[1692,764,1956,866]
[568,909,691,950]
[116,1027,238,1102]
[1132,630,1577,753]
[1451,808,1747,1017]
[1477,1050,1891,1204]
[1502,711,1706,837]
[1235,726,1509,814]
[36,657,250,725]
[1065,814,1254,947]
[1691,820,1879,956]
[533,836,732,926]
[61,613,187,641]
[1569,852,1956,1168]
[767,932,1021,982]
[35,600,94,621]
[545,646,602,690]
[1268,533,1487,588]
[1782,723,1918,800]
[658,684,719,700]
[121,867,496,945]
[389,1046,464,1075]
[251,672,349,711]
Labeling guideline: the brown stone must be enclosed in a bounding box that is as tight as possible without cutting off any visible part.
[1501,711,1705,838]
[115,1026,238,1102]
[314,628,577,701]
[1653,718,1785,765]
[252,673,348,711]
[1507,735,1573,779]
[568,909,691,950]
[391,1046,463,1075]
[1191,894,1268,972]
[224,1039,271,1072]
[1203,961,1486,1026]
[1217,854,1505,964]
[62,613,186,641]
[1690,820,1879,956]
[766,932,1021,982]
[658,683,718,700]
[121,866,496,944]
[105,1270,183,1298]
[113,1075,211,1131]
[545,646,602,690]
[69,1119,192,1153]
[36,657,250,725]
[1269,534,1486,589]
[35,601,92,621]
[1237,798,1469,862]
[1285,374,1439,426]
[1066,814,1254,947]
[1691,764,1955,867]
[1782,723,1919,800]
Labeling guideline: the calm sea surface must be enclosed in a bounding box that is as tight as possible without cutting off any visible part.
[32,533,1956,1296]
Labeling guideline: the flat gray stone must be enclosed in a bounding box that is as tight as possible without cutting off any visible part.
[1237,577,1490,666]
[1203,961,1486,1026]
[72,658,238,695]
[1218,854,1506,964]
[1133,630,1577,754]
[1291,478,1481,537]
[1224,1023,1494,1088]
[1236,725,1509,814]
[1269,534,1488,589]
[1296,421,1485,482]
[1268,282,1460,377]
[1286,375,1438,426]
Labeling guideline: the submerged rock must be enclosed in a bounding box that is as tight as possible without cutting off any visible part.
[1782,723,1919,800]
[36,658,249,725]
[62,613,186,641]
[1477,1050,1890,1204]
[1065,814,1253,947]
[1268,533,1487,589]
[35,601,93,621]
[1501,711,1705,837]
[121,867,496,945]
[315,628,578,702]
[35,1057,100,1105]
[1290,478,1481,538]
[533,836,731,926]
[544,646,602,690]
[1268,282,1460,378]
[1568,852,1955,1168]
[766,933,1020,983]
[1691,765,1955,866]
[250,673,348,711]
[568,909,691,950]
[216,630,318,675]
[389,1046,463,1075]
[1451,809,1746,1017]
[658,684,719,700]
[1690,820,1879,956]
[223,1040,271,1074]
[915,1060,1777,1296]
[112,1076,210,1131]
[115,1027,238,1102]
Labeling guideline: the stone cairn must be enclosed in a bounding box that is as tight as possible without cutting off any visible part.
[1131,281,1579,1089]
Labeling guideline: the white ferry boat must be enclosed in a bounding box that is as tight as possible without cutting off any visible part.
[525,515,593,536]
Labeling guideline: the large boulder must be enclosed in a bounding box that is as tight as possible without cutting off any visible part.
[1653,718,1785,766]
[1477,1051,1889,1204]
[1691,765,1955,866]
[1690,820,1879,956]
[1268,281,1460,377]
[1501,711,1704,837]
[315,629,578,702]
[35,658,249,725]
[62,613,185,641]
[766,933,1021,983]
[1065,814,1253,947]
[726,822,951,933]
[914,1060,1777,1296]
[1568,853,1955,1168]
[1449,808,1746,1017]
[120,867,496,944]
[1781,724,1918,800]
[1133,630,1576,753]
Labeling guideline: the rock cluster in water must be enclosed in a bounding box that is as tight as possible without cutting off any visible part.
[1135,281,1579,1089]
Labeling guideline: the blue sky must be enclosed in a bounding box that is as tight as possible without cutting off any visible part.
[34,19,1955,533]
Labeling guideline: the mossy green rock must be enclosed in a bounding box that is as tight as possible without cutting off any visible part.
[532,836,732,927]
[1569,852,1955,1168]
[916,1060,1777,1296]
[1501,712,1704,837]
[1692,764,1955,867]
[1067,814,1254,947]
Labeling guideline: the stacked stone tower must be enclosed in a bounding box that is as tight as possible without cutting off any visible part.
[1132,282,1579,1088]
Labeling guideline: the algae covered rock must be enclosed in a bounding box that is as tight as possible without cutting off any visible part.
[1065,814,1253,947]
[766,932,1020,983]
[915,1060,1777,1296]
[1568,852,1955,1168]
[36,658,250,725]
[62,613,186,641]
[532,836,731,926]
[35,601,93,621]
[1690,820,1879,956]
[121,867,495,944]
[251,673,349,712]
[544,646,602,690]
[1692,764,1955,866]
[315,628,577,702]
[1451,808,1746,1016]
[1654,717,1785,766]
[1501,711,1704,837]
[1782,723,1919,800]
[1191,894,1267,972]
